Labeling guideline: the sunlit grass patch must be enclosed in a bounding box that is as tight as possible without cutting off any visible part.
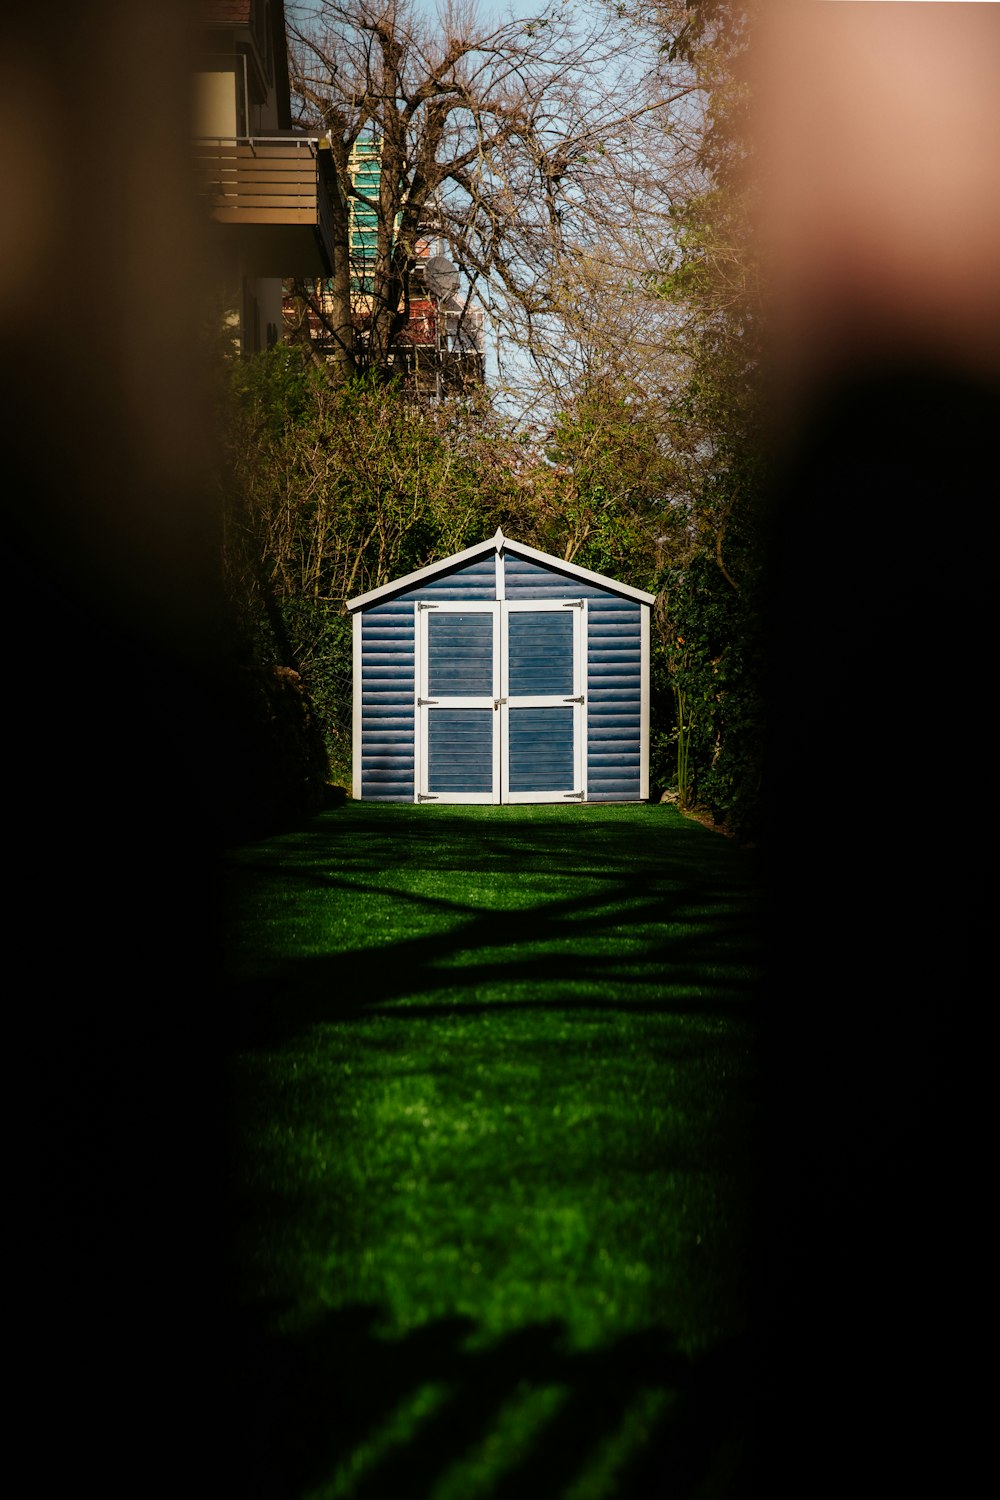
[321,1381,454,1500]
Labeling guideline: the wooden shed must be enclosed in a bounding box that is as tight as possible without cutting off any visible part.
[346,531,655,804]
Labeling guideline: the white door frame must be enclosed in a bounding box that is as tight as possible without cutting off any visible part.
[414,598,588,803]
[414,600,501,803]
[500,598,587,804]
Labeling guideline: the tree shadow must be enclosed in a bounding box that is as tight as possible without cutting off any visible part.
[223,807,763,1051]
[225,809,761,1495]
[230,1300,756,1500]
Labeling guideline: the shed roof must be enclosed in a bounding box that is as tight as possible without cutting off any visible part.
[346,530,657,611]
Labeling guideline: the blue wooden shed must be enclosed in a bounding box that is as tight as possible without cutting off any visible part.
[346,531,655,804]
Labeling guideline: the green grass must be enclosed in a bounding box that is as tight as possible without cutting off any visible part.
[223,803,761,1498]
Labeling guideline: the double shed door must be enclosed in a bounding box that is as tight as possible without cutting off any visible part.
[415,600,586,803]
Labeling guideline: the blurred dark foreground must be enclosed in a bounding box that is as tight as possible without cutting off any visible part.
[3,4,995,1497]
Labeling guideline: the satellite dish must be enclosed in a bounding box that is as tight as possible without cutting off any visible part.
[424,254,460,300]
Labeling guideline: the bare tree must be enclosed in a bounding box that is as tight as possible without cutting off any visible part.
[285,0,702,400]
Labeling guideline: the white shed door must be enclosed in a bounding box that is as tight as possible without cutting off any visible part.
[416,602,501,803]
[501,600,586,804]
[415,600,586,804]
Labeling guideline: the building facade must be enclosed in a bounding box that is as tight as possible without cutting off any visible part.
[194,1,336,354]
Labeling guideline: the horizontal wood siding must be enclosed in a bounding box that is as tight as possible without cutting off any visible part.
[360,600,414,801]
[588,598,643,801]
[398,556,497,603]
[504,556,643,800]
[359,560,496,801]
[503,555,612,602]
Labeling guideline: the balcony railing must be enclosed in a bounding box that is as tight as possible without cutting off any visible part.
[194,135,337,278]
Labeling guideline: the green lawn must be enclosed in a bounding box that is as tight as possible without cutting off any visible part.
[223,803,762,1499]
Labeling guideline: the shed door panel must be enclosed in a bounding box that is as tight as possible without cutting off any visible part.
[507,706,576,792]
[428,611,494,696]
[501,602,586,803]
[427,709,495,793]
[417,603,500,803]
[507,610,574,697]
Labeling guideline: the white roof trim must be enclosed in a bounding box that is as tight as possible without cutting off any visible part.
[346,532,500,611]
[501,535,657,605]
[346,529,655,610]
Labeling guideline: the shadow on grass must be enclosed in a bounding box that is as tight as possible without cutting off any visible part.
[225,806,762,1051]
[232,1301,754,1500]
[225,808,761,1495]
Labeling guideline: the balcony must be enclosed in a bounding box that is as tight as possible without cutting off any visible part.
[195,135,337,278]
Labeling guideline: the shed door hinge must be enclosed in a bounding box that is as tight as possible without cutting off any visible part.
[417,602,438,610]
[563,695,584,704]
[563,600,585,609]
[417,793,439,802]
[417,697,439,706]
[563,790,585,800]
